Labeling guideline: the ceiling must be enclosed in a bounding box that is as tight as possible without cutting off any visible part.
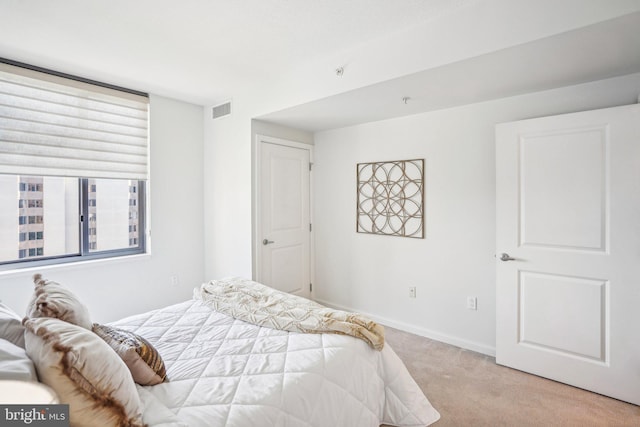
[2,1,640,132]
[258,11,640,132]
[0,0,474,105]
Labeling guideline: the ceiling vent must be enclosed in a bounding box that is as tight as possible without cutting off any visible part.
[212,101,231,119]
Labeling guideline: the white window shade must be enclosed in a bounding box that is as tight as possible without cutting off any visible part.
[0,63,148,180]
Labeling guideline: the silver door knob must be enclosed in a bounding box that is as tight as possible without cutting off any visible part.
[499,253,516,261]
[262,239,274,245]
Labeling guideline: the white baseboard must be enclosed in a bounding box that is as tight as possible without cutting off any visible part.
[314,298,496,357]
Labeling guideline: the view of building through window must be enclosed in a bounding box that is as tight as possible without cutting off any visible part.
[87,178,140,253]
[0,175,140,263]
[0,175,79,262]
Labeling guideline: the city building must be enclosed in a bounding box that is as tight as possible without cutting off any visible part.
[0,176,139,263]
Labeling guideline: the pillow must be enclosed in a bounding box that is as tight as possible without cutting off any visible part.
[0,302,26,348]
[0,338,37,381]
[0,380,59,404]
[24,317,144,427]
[93,323,168,386]
[25,274,92,330]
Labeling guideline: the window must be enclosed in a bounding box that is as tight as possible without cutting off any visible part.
[28,216,43,224]
[0,176,146,264]
[0,60,148,267]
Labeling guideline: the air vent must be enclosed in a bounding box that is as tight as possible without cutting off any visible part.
[212,101,231,119]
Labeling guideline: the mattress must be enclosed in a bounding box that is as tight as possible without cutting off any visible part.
[111,299,440,427]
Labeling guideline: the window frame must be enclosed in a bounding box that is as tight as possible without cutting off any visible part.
[0,178,146,269]
[79,179,147,260]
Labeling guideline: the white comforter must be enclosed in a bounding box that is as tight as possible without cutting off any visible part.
[111,299,440,427]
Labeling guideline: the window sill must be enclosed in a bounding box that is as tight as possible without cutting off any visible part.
[0,252,151,279]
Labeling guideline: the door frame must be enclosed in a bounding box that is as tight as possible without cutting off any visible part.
[252,134,314,295]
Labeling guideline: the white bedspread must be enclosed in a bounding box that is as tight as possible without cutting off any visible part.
[111,300,440,427]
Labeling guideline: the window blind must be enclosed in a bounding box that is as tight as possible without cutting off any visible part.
[0,62,148,180]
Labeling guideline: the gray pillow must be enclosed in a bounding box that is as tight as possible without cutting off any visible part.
[0,302,26,348]
[0,337,37,381]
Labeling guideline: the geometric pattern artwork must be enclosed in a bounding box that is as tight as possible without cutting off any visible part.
[356,159,424,238]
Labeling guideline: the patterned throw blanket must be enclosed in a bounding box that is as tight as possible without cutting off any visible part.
[194,278,385,351]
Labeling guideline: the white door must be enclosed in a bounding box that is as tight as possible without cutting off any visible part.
[496,104,640,405]
[257,136,311,297]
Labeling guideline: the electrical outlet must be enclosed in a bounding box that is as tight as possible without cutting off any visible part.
[170,275,180,288]
[467,296,477,310]
[409,287,416,298]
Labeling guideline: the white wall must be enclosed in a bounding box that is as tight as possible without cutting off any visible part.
[202,4,640,283]
[251,120,314,146]
[0,94,205,323]
[312,73,640,355]
[203,105,253,280]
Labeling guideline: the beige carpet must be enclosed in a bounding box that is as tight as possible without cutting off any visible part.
[383,327,640,427]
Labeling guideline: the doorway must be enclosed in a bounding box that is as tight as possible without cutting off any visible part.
[254,135,313,297]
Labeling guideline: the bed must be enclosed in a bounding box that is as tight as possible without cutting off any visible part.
[2,275,441,427]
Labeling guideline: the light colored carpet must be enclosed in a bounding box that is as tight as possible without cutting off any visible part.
[383,327,640,427]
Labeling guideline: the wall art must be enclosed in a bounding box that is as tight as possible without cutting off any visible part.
[356,158,424,238]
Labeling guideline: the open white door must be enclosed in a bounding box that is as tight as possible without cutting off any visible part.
[256,136,311,298]
[496,104,640,405]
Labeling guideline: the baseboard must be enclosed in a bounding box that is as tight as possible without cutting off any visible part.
[314,298,496,357]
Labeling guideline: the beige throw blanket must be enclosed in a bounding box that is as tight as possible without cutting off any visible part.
[194,278,384,351]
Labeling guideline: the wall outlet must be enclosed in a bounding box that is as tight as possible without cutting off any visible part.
[170,275,180,288]
[409,287,416,298]
[467,296,477,310]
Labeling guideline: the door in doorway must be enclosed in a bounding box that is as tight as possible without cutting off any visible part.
[495,104,640,405]
[256,136,311,298]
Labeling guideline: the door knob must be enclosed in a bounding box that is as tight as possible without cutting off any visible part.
[262,239,274,245]
[499,253,516,261]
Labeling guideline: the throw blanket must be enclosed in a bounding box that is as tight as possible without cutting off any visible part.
[194,278,384,351]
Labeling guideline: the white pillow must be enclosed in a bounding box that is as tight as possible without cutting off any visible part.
[24,317,144,427]
[25,274,92,330]
[0,380,58,404]
[0,338,36,381]
[0,302,26,348]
